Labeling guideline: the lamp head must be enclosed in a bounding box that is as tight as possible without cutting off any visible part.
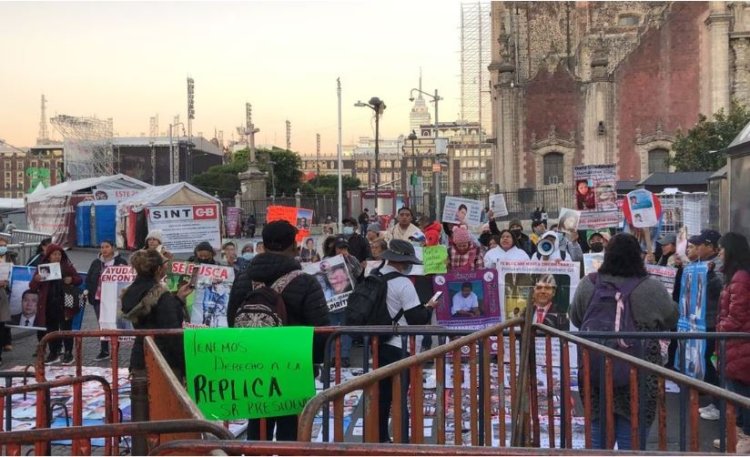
[409,97,415,102]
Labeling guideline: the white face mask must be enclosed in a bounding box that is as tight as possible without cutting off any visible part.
[342,227,354,235]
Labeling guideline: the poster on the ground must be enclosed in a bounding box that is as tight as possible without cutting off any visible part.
[497,261,580,328]
[184,327,316,420]
[442,196,483,227]
[148,204,222,254]
[302,255,354,313]
[189,264,235,328]
[646,264,678,296]
[432,268,501,330]
[488,194,509,218]
[574,164,619,229]
[98,265,136,332]
[676,261,708,380]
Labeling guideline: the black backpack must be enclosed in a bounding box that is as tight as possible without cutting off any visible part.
[345,265,404,327]
[579,273,645,388]
[232,271,303,328]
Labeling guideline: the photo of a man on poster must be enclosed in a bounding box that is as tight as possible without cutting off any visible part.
[451,282,481,318]
[530,274,570,330]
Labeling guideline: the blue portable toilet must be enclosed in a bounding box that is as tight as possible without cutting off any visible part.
[76,201,93,248]
[92,201,118,246]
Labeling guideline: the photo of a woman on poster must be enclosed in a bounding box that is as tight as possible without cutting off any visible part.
[575,179,596,210]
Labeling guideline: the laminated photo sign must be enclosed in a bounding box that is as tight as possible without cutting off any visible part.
[574,164,619,229]
[442,197,483,227]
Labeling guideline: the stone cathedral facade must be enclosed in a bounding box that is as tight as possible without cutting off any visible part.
[489,1,750,191]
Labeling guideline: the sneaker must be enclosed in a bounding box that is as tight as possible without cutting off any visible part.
[713,428,750,448]
[61,353,75,365]
[95,350,110,361]
[44,353,61,365]
[701,407,721,421]
[700,403,719,415]
[737,436,750,453]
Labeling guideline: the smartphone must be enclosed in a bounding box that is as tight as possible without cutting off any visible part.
[188,267,200,289]
[429,291,443,303]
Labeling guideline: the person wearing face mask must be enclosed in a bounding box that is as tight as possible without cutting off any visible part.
[508,219,533,256]
[85,240,127,360]
[188,241,217,265]
[234,243,255,274]
[484,230,530,268]
[587,231,610,254]
[341,218,371,262]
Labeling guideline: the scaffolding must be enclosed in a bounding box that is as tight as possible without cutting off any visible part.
[50,114,114,180]
[460,1,492,134]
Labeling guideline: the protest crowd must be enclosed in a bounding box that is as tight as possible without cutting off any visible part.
[2,176,750,452]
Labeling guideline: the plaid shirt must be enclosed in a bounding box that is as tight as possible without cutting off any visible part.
[449,245,484,271]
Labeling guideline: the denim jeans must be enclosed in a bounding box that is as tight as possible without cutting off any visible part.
[328,312,351,360]
[727,379,750,436]
[591,416,650,450]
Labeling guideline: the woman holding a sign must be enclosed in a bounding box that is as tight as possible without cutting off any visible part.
[85,240,128,361]
[29,244,83,365]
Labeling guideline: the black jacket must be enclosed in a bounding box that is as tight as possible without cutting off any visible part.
[85,255,128,306]
[227,253,330,361]
[121,276,187,377]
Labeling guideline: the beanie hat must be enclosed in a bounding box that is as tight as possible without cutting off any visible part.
[146,229,163,244]
[509,219,523,230]
[262,220,298,252]
[194,241,215,255]
[452,227,473,245]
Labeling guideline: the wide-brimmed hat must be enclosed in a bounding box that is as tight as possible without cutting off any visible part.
[380,239,422,264]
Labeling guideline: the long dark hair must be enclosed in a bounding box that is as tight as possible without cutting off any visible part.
[598,233,648,278]
[719,232,750,284]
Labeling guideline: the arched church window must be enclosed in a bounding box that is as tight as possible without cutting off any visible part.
[648,148,670,174]
[543,152,564,185]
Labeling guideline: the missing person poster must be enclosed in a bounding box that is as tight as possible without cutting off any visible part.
[489,194,509,218]
[646,264,678,296]
[497,261,580,329]
[190,264,235,328]
[432,269,501,330]
[302,255,354,313]
[676,262,708,380]
[9,266,35,317]
[442,196,483,227]
[38,262,62,281]
[582,253,604,276]
[574,164,619,229]
[556,208,581,236]
[624,189,661,228]
[98,265,136,332]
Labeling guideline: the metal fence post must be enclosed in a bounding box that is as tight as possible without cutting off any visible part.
[130,368,149,455]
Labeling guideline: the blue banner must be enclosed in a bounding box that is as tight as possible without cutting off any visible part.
[676,262,709,379]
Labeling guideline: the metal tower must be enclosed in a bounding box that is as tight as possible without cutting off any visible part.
[285,120,291,151]
[50,114,114,179]
[460,1,492,133]
[37,94,50,145]
[149,114,159,137]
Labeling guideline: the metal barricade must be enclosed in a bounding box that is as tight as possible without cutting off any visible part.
[8,229,53,245]
[0,374,114,455]
[0,369,36,432]
[0,419,233,456]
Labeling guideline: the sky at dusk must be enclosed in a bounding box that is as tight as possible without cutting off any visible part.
[0,0,466,156]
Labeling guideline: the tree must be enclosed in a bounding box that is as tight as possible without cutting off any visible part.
[300,174,361,195]
[190,149,250,199]
[256,148,303,197]
[670,100,750,172]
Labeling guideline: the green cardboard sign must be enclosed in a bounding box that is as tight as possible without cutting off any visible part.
[423,245,448,274]
[184,327,316,420]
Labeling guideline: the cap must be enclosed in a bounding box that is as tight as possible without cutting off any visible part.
[334,237,350,249]
[688,229,721,247]
[657,233,677,245]
[588,231,611,242]
[367,223,381,233]
[262,220,298,252]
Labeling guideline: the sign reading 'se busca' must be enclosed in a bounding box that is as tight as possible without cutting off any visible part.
[147,205,221,254]
[184,327,316,420]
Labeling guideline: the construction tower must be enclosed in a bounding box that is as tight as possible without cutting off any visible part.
[37,94,50,145]
[50,114,114,180]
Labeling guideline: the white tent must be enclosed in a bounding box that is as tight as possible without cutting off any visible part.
[26,174,149,204]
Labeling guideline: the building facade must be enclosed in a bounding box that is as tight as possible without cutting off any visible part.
[0,143,65,198]
[489,1,750,191]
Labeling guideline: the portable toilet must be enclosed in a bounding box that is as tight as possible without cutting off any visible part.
[75,201,93,248]
[92,201,118,246]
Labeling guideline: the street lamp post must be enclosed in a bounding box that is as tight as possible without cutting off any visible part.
[409,88,442,220]
[408,130,418,210]
[355,97,386,215]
